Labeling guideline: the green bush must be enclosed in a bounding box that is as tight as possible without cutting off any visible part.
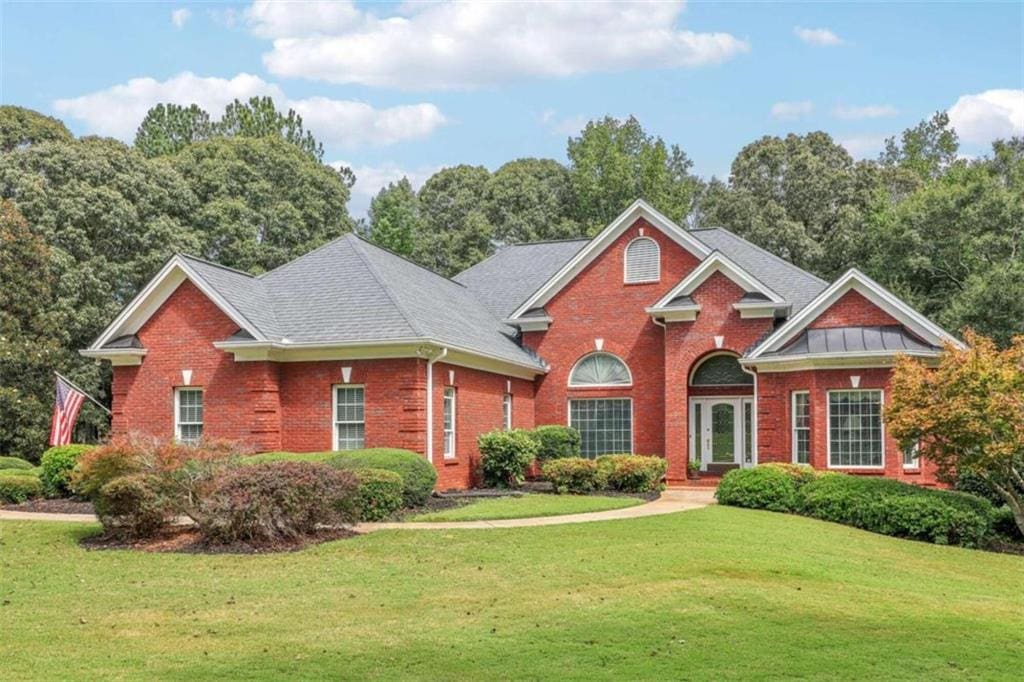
[0,467,39,478]
[992,506,1024,541]
[330,448,437,506]
[799,474,995,548]
[96,474,173,539]
[530,425,581,461]
[478,429,539,487]
[596,454,667,493]
[0,475,43,503]
[0,456,34,470]
[353,468,404,521]
[715,467,800,512]
[197,462,360,544]
[542,457,606,494]
[40,444,94,498]
[759,462,820,487]
[241,451,339,465]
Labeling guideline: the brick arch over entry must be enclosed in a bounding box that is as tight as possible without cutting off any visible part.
[687,350,755,398]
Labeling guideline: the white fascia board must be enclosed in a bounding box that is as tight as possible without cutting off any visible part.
[645,304,700,322]
[741,350,942,373]
[214,338,547,378]
[79,348,147,366]
[508,199,710,319]
[733,302,790,319]
[89,256,266,350]
[503,316,552,332]
[747,268,964,359]
[652,251,785,309]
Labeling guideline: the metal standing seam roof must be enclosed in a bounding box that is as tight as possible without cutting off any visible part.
[765,325,941,357]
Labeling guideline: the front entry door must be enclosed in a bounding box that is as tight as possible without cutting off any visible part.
[689,398,751,471]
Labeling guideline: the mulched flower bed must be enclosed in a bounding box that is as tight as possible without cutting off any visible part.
[80,526,357,555]
[2,499,95,514]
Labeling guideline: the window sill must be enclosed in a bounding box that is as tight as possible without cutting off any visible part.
[902,468,922,475]
[442,458,461,466]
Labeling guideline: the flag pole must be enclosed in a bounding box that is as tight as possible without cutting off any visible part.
[54,371,112,416]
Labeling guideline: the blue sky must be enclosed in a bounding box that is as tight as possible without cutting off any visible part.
[2,1,1022,215]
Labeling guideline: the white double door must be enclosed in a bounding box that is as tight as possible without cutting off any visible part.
[689,398,754,470]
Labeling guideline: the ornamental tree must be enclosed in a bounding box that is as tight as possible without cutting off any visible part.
[888,330,1024,536]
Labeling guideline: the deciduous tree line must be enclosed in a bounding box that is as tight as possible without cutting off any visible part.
[0,100,1020,461]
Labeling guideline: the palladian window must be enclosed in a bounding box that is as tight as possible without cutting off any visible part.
[569,353,632,387]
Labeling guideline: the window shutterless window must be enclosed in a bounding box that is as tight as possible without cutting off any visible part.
[174,388,203,444]
[569,398,632,459]
[792,391,810,464]
[503,393,512,430]
[828,390,884,468]
[443,387,456,459]
[333,386,365,451]
[902,441,920,469]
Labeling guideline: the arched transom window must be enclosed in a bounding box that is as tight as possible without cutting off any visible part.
[624,237,660,283]
[690,353,753,386]
[569,352,632,387]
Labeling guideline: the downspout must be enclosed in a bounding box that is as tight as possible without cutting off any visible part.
[741,363,758,466]
[425,347,448,463]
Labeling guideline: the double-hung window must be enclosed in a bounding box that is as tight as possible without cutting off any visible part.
[443,387,456,459]
[792,391,810,464]
[334,386,365,450]
[828,390,884,468]
[174,388,203,444]
[569,398,632,458]
[502,393,513,430]
[902,441,920,469]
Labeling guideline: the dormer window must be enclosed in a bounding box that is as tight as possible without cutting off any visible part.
[624,237,660,283]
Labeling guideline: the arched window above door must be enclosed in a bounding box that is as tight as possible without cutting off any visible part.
[690,353,752,386]
[569,353,632,387]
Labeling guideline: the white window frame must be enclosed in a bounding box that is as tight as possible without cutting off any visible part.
[332,384,365,451]
[623,236,661,284]
[443,387,456,459]
[791,391,810,464]
[902,441,921,469]
[503,393,513,430]
[568,352,634,388]
[567,397,634,459]
[826,389,885,469]
[174,387,203,444]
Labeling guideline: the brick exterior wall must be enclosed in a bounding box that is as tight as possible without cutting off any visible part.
[109,223,941,489]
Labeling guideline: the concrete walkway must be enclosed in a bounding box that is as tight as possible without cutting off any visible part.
[0,488,715,530]
[355,488,716,531]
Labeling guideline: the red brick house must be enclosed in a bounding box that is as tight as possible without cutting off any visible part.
[82,200,961,489]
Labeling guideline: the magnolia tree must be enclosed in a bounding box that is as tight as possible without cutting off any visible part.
[888,330,1024,535]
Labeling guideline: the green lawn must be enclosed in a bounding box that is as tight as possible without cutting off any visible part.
[409,494,643,521]
[2,507,1021,680]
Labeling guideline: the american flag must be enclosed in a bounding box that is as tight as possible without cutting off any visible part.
[50,375,85,446]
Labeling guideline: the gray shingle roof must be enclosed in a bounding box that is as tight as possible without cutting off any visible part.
[180,255,281,339]
[766,325,940,357]
[453,239,589,319]
[252,235,543,369]
[690,228,827,313]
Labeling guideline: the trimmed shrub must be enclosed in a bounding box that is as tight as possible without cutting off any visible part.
[196,461,360,544]
[330,449,436,506]
[993,506,1024,542]
[0,467,39,478]
[799,474,994,548]
[72,441,145,500]
[715,467,800,512]
[96,474,173,539]
[0,475,42,503]
[40,444,94,497]
[542,457,606,494]
[354,468,404,521]
[478,429,539,487]
[0,456,33,470]
[530,425,581,461]
[759,462,820,488]
[596,454,667,493]
[241,451,338,465]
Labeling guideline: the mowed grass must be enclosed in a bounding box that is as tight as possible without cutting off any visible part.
[409,494,643,521]
[1,506,1022,680]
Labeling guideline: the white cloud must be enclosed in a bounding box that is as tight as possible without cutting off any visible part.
[53,72,447,148]
[794,26,845,47]
[290,98,446,148]
[770,100,814,121]
[251,0,750,90]
[170,8,191,29]
[947,89,1024,145]
[839,135,887,160]
[53,72,282,139]
[333,160,440,218]
[540,110,587,136]
[833,104,898,120]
